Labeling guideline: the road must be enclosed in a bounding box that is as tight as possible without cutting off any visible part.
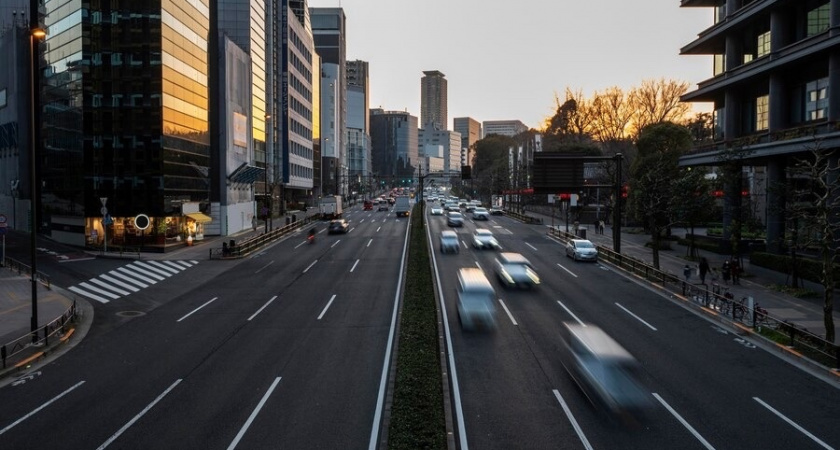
[0,204,408,449]
[428,205,840,450]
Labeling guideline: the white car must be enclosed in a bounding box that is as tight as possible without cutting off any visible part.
[430,206,443,215]
[566,239,598,262]
[472,229,500,250]
[494,252,540,289]
[472,207,490,220]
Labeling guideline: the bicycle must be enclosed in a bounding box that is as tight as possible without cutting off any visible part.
[733,297,748,322]
[753,303,769,326]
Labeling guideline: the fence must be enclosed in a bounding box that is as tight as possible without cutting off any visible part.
[209,214,319,259]
[1,301,77,369]
[1,257,51,288]
[546,226,840,368]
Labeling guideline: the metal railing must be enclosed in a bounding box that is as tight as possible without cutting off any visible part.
[209,214,319,259]
[2,257,51,288]
[1,301,77,369]
[546,226,839,368]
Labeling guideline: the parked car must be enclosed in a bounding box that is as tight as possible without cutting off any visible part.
[327,219,350,234]
[566,239,598,261]
[439,230,460,254]
[493,252,540,289]
[447,212,464,227]
[472,229,500,250]
[430,206,444,216]
[489,208,504,216]
[472,207,490,220]
[456,268,497,331]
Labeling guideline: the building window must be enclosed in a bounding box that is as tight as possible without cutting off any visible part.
[713,54,725,76]
[805,78,829,121]
[755,95,769,131]
[807,4,830,37]
[756,31,771,57]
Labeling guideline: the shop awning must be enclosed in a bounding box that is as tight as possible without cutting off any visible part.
[186,212,213,223]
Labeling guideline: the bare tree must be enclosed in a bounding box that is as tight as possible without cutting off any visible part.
[590,86,634,143]
[629,78,691,137]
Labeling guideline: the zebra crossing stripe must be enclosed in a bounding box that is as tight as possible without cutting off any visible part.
[132,261,172,278]
[190,260,199,265]
[68,286,110,304]
[107,270,149,288]
[127,262,168,280]
[88,278,131,296]
[99,274,141,292]
[147,260,180,275]
[168,260,192,269]
[77,282,120,300]
[116,266,159,284]
[161,260,189,270]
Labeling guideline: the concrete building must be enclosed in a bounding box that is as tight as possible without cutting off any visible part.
[370,109,418,187]
[346,60,372,198]
[483,120,529,137]
[421,70,447,130]
[680,0,840,253]
[453,116,482,165]
[418,126,461,175]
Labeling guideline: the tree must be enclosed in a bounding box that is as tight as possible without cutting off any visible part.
[671,167,717,258]
[783,144,840,342]
[629,78,691,137]
[543,88,595,151]
[629,122,693,269]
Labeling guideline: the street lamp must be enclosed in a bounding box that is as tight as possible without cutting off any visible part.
[30,26,46,341]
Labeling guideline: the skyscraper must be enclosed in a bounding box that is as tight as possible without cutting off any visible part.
[346,60,372,195]
[421,70,447,130]
[370,109,419,186]
[453,117,481,165]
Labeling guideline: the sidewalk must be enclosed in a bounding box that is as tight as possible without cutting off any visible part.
[522,208,840,341]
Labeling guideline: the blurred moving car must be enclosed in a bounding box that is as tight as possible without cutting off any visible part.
[561,323,651,418]
[444,202,460,212]
[447,211,464,227]
[378,200,390,211]
[439,230,460,254]
[493,252,540,288]
[327,219,350,234]
[456,268,497,331]
[472,207,490,220]
[430,206,444,215]
[489,207,504,216]
[363,200,373,211]
[472,229,500,250]
[566,239,598,262]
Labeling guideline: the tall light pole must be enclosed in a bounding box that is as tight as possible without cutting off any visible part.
[30,26,46,340]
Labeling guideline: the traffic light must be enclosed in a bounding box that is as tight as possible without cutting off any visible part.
[461,165,472,180]
[621,184,629,199]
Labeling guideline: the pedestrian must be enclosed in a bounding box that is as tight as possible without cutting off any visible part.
[721,260,731,285]
[599,220,605,234]
[683,264,692,282]
[698,257,710,284]
[730,257,741,285]
[252,215,257,232]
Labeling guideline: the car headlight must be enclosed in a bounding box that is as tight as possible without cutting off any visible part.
[501,269,514,284]
[527,268,540,284]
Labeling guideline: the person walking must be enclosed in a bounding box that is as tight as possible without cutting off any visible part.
[721,260,731,285]
[683,264,692,282]
[698,257,710,284]
[730,257,741,285]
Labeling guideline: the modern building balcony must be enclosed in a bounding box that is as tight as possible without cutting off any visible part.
[681,0,778,54]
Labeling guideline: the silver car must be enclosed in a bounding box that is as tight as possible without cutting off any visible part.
[457,268,497,331]
[430,206,444,215]
[447,211,464,227]
[439,230,460,254]
[494,252,540,289]
[472,229,500,250]
[472,207,490,220]
[566,239,598,262]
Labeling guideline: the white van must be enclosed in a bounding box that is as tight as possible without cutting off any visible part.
[456,268,497,331]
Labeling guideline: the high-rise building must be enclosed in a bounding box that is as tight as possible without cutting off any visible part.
[421,70,447,130]
[418,127,461,175]
[346,60,372,197]
[482,120,528,137]
[370,109,419,186]
[310,7,347,197]
[453,117,481,165]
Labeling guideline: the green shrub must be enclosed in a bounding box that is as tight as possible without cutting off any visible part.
[751,251,840,286]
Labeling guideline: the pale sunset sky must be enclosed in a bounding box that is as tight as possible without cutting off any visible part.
[307,0,715,130]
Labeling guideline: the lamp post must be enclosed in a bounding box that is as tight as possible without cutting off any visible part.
[30,26,46,340]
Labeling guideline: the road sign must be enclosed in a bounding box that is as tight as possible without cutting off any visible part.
[103,214,113,225]
[100,197,108,206]
[0,214,6,224]
[0,227,6,235]
[100,207,108,215]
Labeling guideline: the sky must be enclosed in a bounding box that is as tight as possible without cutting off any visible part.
[307,0,714,131]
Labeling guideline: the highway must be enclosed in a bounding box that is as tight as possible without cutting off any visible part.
[0,204,408,449]
[427,205,840,450]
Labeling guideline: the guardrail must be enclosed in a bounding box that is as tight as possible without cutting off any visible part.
[1,301,77,370]
[505,210,543,225]
[209,214,319,259]
[1,257,51,288]
[546,226,840,368]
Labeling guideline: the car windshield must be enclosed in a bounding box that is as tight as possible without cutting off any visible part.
[476,230,492,237]
[576,241,594,249]
[474,208,487,212]
[449,213,462,218]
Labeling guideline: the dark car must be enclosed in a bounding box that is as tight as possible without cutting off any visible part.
[328,219,349,234]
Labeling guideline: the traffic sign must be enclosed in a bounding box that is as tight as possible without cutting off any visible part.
[100,207,108,215]
[0,227,6,235]
[0,214,6,224]
[103,214,113,225]
[100,197,108,206]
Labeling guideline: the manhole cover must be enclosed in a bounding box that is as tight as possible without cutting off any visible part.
[116,311,146,318]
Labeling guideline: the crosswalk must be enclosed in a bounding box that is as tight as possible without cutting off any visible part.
[68,260,199,304]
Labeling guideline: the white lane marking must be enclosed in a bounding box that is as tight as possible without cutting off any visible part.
[126,263,166,281]
[177,297,218,322]
[77,282,120,299]
[175,260,194,267]
[99,274,141,292]
[331,240,341,248]
[146,260,180,275]
[227,377,282,450]
[526,243,538,251]
[190,260,199,264]
[116,266,159,284]
[556,301,586,326]
[349,227,355,233]
[367,238,373,247]
[360,219,365,223]
[475,261,483,271]
[377,226,381,232]
[88,278,131,296]
[653,393,716,450]
[497,299,518,326]
[255,260,275,274]
[553,389,593,450]
[97,379,182,449]
[615,302,658,331]
[107,270,148,288]
[753,397,833,450]
[317,294,338,320]
[303,260,318,273]
[294,240,307,249]
[0,381,86,435]
[350,259,360,273]
[67,286,111,304]
[556,263,578,278]
[161,260,189,270]
[248,296,278,321]
[133,261,173,278]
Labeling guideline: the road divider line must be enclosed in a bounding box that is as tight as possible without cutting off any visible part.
[0,380,86,435]
[653,393,716,450]
[615,302,657,331]
[556,301,586,326]
[255,260,274,274]
[318,294,337,320]
[498,299,518,326]
[556,263,578,278]
[753,397,833,450]
[248,296,278,321]
[552,389,593,450]
[331,240,341,248]
[303,260,318,273]
[377,226,381,232]
[350,259,360,273]
[367,238,373,247]
[227,377,282,450]
[177,297,218,322]
[526,243,538,251]
[97,379,182,449]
